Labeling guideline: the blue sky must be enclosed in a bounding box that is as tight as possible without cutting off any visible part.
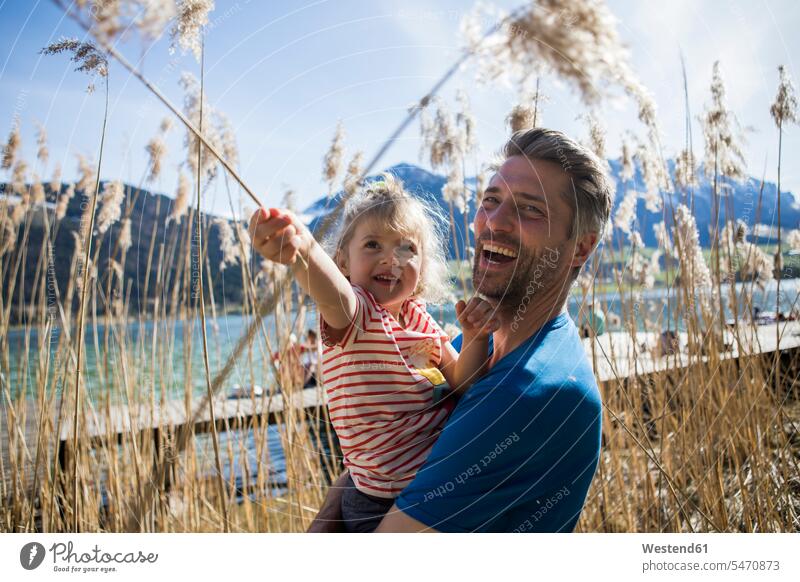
[1,0,798,220]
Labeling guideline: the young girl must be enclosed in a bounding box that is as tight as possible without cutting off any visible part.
[249,175,498,532]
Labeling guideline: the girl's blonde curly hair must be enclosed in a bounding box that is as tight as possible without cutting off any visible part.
[323,172,453,305]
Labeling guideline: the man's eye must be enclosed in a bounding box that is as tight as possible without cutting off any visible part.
[482,195,498,204]
[525,205,543,215]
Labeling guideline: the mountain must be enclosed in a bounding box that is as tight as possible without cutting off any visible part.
[606,158,800,248]
[303,163,473,260]
[304,161,799,257]
[1,182,248,323]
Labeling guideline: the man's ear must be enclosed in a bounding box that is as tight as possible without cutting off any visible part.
[570,231,598,269]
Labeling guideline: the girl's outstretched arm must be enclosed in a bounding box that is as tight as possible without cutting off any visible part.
[249,208,356,336]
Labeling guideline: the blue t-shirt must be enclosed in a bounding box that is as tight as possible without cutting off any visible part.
[394,312,602,532]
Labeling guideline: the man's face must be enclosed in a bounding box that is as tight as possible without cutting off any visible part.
[472,155,577,311]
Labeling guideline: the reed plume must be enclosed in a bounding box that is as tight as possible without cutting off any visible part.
[343,151,364,198]
[635,139,666,212]
[442,164,467,214]
[180,72,222,182]
[788,229,800,252]
[55,183,75,220]
[673,203,712,289]
[11,160,28,197]
[235,221,251,267]
[49,163,62,193]
[217,112,239,169]
[674,148,697,190]
[322,121,345,196]
[619,136,634,183]
[118,217,132,252]
[137,0,177,40]
[171,0,215,61]
[31,175,46,205]
[76,154,96,193]
[423,99,461,170]
[2,120,21,170]
[96,180,125,235]
[169,171,191,223]
[463,0,647,110]
[614,190,638,234]
[41,38,108,92]
[214,217,238,270]
[770,65,798,128]
[145,118,172,183]
[584,113,606,160]
[0,212,15,255]
[455,90,477,154]
[737,242,774,289]
[36,122,49,166]
[506,101,537,133]
[701,61,746,184]
[653,222,672,255]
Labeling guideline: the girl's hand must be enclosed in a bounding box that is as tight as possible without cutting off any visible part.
[249,207,312,266]
[455,296,500,339]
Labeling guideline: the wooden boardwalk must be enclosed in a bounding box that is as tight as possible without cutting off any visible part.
[1,385,327,503]
[587,320,800,383]
[57,385,327,442]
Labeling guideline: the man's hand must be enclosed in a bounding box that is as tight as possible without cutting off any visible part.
[456,296,500,340]
[248,207,312,265]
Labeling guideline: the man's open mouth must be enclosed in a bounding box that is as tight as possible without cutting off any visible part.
[480,243,518,266]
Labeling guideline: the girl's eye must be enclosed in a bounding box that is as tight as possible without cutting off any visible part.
[365,240,380,249]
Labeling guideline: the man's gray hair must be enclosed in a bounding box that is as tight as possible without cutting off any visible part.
[501,128,612,240]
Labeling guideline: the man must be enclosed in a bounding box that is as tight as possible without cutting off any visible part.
[309,127,611,532]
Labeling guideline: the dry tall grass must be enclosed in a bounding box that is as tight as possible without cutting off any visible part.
[1,0,799,533]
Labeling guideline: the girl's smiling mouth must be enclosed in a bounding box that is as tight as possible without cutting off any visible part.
[373,272,401,286]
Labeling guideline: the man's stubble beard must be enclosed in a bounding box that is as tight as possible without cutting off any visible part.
[472,239,568,317]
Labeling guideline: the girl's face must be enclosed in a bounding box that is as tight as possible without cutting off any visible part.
[338,218,422,318]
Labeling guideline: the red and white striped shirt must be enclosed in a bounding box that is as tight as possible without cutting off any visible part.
[320,284,454,498]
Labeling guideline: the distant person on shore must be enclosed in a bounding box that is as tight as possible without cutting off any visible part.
[250,176,499,532]
[271,329,321,387]
[580,305,606,338]
[305,128,609,532]
[300,328,320,387]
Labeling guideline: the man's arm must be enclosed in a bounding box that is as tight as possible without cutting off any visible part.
[374,504,438,532]
[306,470,349,533]
[388,375,602,533]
